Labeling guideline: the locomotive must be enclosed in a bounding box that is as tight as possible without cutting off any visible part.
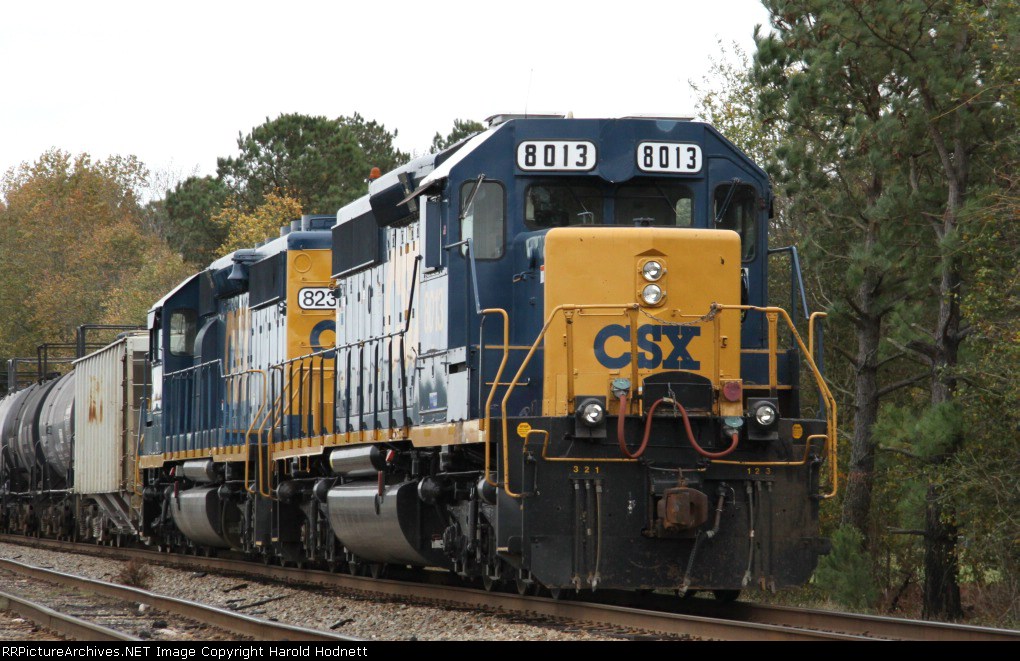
[0,115,835,598]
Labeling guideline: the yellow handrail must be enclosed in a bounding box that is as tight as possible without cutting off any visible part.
[809,311,828,359]
[257,363,316,498]
[492,302,838,500]
[716,305,838,499]
[225,369,268,495]
[497,304,639,498]
[525,428,638,464]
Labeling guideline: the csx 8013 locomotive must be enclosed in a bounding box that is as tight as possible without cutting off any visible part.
[1,115,835,598]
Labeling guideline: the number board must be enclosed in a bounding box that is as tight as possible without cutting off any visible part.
[297,287,337,310]
[636,142,703,174]
[517,141,596,172]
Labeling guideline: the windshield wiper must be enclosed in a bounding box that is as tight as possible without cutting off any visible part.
[459,174,486,221]
[714,178,743,225]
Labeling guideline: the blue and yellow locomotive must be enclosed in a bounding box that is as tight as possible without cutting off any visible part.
[1,115,835,599]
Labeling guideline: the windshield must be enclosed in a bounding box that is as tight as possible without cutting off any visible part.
[525,183,603,229]
[616,182,693,227]
[524,180,694,230]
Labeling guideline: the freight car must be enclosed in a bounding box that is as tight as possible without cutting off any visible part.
[0,115,836,599]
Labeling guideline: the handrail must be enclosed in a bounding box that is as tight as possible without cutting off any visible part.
[717,305,838,499]
[808,311,827,361]
[767,246,811,323]
[497,304,639,498]
[480,308,510,489]
[163,359,222,378]
[224,369,268,495]
[525,429,638,464]
[493,302,838,500]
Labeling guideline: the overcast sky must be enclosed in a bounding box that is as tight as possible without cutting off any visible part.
[0,0,772,189]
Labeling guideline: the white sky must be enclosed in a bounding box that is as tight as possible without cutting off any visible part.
[0,0,771,188]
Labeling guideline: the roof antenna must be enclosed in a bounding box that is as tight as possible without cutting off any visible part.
[525,68,534,118]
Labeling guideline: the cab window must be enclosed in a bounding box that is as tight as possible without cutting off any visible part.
[460,181,505,260]
[169,309,197,357]
[714,183,758,261]
[525,183,603,229]
[616,182,693,227]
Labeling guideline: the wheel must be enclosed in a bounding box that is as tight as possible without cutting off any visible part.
[712,589,741,603]
[348,562,361,576]
[516,578,533,596]
[548,587,565,601]
[482,575,495,592]
[369,563,384,579]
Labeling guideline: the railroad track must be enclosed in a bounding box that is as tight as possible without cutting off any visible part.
[0,552,361,642]
[2,535,1017,641]
[0,587,137,641]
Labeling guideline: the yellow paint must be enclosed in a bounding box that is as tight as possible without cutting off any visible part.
[792,423,804,440]
[541,227,742,416]
[516,421,532,439]
[282,249,336,440]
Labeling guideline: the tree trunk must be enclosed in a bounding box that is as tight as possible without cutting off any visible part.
[922,250,965,621]
[922,121,966,619]
[922,483,962,620]
[840,280,882,539]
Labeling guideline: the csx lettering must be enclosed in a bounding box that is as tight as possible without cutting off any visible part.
[593,324,700,370]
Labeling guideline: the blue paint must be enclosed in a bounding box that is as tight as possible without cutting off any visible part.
[593,324,701,370]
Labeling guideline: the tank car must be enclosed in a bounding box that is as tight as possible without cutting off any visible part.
[0,370,75,537]
[0,334,147,542]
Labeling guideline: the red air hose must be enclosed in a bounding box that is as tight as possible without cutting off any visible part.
[617,395,741,459]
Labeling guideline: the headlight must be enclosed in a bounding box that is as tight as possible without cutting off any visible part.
[641,284,664,306]
[577,399,605,427]
[641,260,664,281]
[753,402,778,427]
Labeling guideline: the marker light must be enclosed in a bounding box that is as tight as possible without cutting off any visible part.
[641,284,664,306]
[642,260,664,281]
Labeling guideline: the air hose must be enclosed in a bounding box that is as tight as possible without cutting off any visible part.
[616,395,741,459]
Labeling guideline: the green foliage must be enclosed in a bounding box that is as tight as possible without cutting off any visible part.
[745,0,1018,620]
[875,402,965,459]
[815,526,879,609]
[164,175,230,266]
[431,119,485,153]
[216,112,407,216]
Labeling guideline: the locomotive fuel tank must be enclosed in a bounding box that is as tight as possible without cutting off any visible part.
[168,486,242,549]
[326,481,448,567]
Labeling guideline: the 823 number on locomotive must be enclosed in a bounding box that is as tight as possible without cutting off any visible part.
[298,287,337,310]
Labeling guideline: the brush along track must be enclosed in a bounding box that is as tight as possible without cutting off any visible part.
[3,535,1017,641]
